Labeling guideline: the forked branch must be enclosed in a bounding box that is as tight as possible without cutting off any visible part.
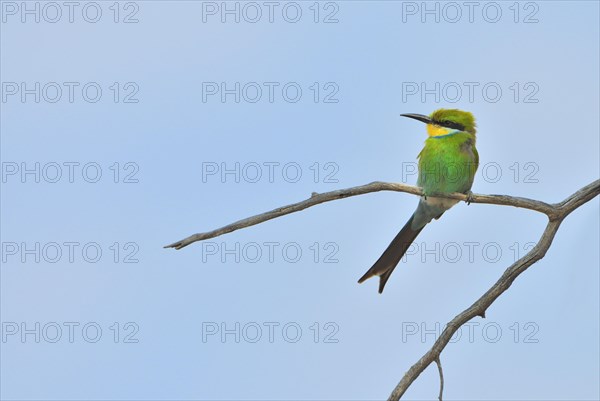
[387,179,598,400]
[165,179,599,400]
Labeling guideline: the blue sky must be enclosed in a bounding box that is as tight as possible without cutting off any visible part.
[1,1,599,400]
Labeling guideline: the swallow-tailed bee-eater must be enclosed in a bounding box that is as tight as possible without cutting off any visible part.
[358,109,479,293]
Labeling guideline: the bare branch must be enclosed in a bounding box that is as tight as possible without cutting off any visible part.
[387,220,563,400]
[164,180,572,249]
[554,179,600,216]
[163,179,599,400]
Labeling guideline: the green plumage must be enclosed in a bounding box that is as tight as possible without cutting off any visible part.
[418,132,479,196]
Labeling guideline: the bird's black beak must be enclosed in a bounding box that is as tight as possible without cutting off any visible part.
[400,113,432,125]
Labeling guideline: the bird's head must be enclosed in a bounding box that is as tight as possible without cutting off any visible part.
[401,108,476,137]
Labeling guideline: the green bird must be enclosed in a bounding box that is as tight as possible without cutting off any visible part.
[358,108,479,293]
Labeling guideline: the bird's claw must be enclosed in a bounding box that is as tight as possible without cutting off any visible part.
[465,191,474,205]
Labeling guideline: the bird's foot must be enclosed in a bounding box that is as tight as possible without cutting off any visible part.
[465,191,474,205]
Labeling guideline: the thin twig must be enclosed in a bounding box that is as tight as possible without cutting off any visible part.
[435,357,444,401]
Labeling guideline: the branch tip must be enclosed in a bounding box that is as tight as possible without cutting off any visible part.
[435,357,444,401]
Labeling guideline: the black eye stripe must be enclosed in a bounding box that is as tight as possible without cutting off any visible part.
[438,120,465,131]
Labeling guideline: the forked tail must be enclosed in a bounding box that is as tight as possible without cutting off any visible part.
[357,214,425,293]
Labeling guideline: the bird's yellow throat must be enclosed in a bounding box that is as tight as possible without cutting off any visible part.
[427,124,457,137]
